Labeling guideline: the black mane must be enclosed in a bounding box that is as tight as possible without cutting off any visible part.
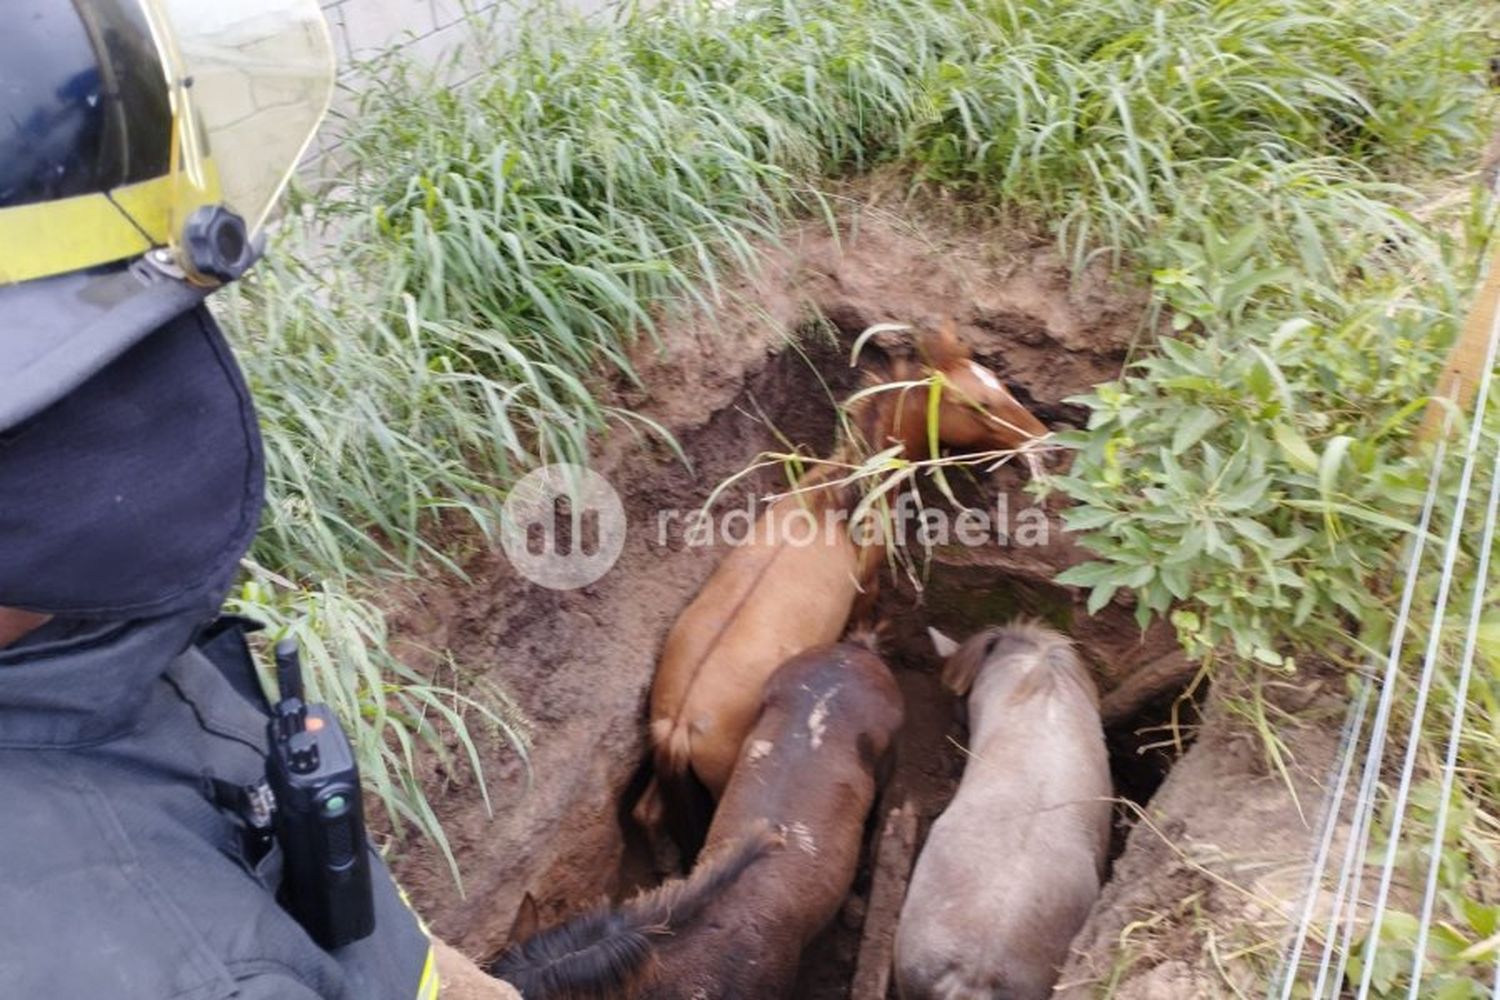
[488,825,781,999]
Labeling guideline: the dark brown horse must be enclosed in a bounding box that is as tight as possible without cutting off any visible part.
[492,642,905,999]
[489,826,782,999]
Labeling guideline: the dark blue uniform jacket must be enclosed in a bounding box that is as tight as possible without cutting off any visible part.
[0,614,437,999]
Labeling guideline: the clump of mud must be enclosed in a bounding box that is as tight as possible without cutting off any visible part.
[385,200,1325,998]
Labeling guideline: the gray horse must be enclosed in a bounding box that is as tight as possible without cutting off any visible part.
[896,622,1113,1000]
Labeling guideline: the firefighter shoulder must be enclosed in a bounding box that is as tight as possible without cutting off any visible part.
[0,3,475,997]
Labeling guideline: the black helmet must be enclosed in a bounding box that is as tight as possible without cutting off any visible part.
[0,0,335,432]
[0,1,173,229]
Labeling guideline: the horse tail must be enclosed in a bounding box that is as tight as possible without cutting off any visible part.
[626,821,781,929]
[489,825,782,999]
[649,717,714,867]
[651,715,694,778]
[846,535,885,638]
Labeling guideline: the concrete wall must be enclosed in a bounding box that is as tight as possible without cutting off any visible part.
[310,1,511,162]
[318,0,497,71]
[319,0,613,73]
[307,0,611,163]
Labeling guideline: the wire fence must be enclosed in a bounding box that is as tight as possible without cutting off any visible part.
[1273,204,1500,998]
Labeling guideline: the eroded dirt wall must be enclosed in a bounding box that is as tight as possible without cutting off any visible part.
[384,205,1165,968]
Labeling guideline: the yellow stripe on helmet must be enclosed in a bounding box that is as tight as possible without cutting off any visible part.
[0,174,174,286]
[0,150,226,288]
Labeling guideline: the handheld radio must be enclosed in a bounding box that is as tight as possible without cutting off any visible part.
[266,638,376,949]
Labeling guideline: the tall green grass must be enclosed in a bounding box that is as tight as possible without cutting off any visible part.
[224,0,1493,922]
[269,0,1485,561]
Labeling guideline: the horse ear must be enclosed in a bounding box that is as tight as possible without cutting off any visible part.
[922,318,971,367]
[927,626,960,660]
[937,630,992,697]
[508,892,541,944]
[889,356,918,382]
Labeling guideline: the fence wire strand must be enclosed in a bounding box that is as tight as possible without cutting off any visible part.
[1353,304,1500,999]
[1407,421,1500,997]
[1276,203,1500,999]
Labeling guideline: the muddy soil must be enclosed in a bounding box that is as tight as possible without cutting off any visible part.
[384,200,1325,996]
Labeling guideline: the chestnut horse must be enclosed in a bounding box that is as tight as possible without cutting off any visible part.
[638,325,1046,856]
[895,623,1112,1000]
[494,642,904,999]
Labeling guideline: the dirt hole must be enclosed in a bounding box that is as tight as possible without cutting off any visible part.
[388,217,1205,995]
[613,319,1204,997]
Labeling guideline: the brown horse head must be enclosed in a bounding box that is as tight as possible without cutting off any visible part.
[870,322,1048,457]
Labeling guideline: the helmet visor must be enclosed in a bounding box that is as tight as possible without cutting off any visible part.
[145,0,335,237]
[0,0,333,286]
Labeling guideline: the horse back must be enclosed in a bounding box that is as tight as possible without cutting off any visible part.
[709,643,904,850]
[898,629,1112,1000]
[649,509,864,794]
[679,644,903,993]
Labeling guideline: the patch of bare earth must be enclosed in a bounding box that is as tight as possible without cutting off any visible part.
[382,198,1332,997]
[1057,668,1348,998]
